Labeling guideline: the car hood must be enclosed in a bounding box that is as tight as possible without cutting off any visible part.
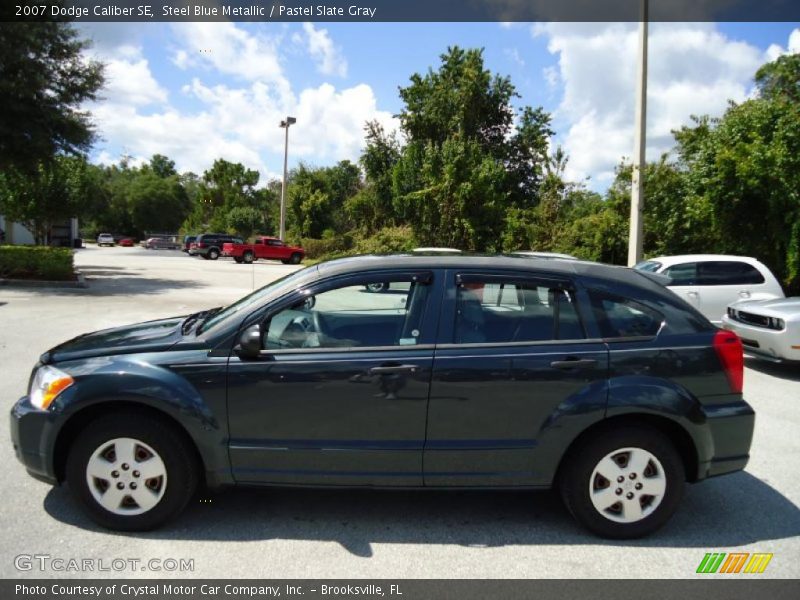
[729,297,800,317]
[43,316,185,363]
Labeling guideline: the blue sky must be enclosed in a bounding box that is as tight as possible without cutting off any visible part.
[78,21,799,191]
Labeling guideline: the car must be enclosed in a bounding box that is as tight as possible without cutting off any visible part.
[182,235,196,253]
[722,297,800,363]
[634,254,784,324]
[222,236,304,264]
[511,251,578,260]
[189,233,243,260]
[118,238,135,247]
[145,237,181,250]
[10,255,753,537]
[96,233,115,247]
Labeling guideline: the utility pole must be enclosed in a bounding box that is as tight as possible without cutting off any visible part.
[279,116,297,241]
[628,0,648,266]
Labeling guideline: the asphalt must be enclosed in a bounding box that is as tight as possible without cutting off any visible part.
[0,246,798,579]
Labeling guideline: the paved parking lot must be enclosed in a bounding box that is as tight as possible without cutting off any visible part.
[1,246,799,578]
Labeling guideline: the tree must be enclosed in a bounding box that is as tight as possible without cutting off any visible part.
[0,156,93,244]
[0,22,104,173]
[227,206,263,239]
[755,53,800,103]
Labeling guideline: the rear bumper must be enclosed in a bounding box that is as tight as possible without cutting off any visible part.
[696,399,755,480]
[9,396,58,485]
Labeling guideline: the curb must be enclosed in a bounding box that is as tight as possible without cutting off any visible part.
[0,270,87,289]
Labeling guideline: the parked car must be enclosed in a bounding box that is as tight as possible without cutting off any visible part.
[634,254,784,324]
[182,235,196,253]
[189,233,242,260]
[10,255,753,537]
[118,238,135,247]
[222,236,304,264]
[145,237,181,250]
[96,233,115,247]
[722,297,800,363]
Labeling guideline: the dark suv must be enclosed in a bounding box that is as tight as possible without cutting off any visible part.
[10,255,753,537]
[189,233,242,260]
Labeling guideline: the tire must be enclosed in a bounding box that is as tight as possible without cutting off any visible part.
[207,248,220,260]
[365,282,389,293]
[234,257,243,264]
[243,251,254,264]
[558,425,684,539]
[289,253,302,264]
[65,412,199,531]
[200,254,209,260]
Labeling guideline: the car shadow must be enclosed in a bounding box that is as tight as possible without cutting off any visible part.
[745,357,800,382]
[43,471,800,555]
[10,265,207,297]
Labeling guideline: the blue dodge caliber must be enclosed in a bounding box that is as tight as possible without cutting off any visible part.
[10,255,754,538]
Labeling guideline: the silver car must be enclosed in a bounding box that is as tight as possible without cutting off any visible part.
[722,297,800,363]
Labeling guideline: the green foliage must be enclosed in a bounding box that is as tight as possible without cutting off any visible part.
[0,245,74,280]
[0,21,104,173]
[300,234,354,260]
[0,156,95,244]
[354,226,417,254]
[227,206,264,240]
[288,161,362,238]
[755,53,800,103]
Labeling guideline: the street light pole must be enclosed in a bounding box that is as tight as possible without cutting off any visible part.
[628,0,648,266]
[279,116,297,241]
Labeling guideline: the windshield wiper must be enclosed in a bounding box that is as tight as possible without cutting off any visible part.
[181,307,222,335]
[194,306,224,335]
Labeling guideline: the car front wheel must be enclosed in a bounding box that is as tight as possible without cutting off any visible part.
[208,249,220,260]
[243,251,254,264]
[559,425,684,539]
[66,412,198,531]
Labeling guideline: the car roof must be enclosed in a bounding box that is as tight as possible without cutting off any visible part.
[315,253,646,284]
[646,254,764,267]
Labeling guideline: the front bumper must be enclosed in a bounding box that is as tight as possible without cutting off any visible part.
[9,396,59,485]
[721,315,800,362]
[696,398,755,480]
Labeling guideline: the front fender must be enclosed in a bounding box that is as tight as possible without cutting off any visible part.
[47,354,232,487]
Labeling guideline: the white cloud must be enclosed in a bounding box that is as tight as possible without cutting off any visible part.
[789,28,800,53]
[504,47,525,67]
[536,22,771,186]
[100,49,168,106]
[300,23,348,77]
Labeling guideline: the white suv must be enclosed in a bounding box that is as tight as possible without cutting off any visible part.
[634,254,784,324]
[96,233,115,247]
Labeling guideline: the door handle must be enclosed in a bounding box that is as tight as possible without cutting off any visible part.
[550,358,598,369]
[738,290,751,298]
[687,291,699,297]
[369,364,418,375]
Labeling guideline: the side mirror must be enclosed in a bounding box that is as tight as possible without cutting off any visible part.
[235,324,262,359]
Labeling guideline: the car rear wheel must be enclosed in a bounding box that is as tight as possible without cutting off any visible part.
[559,425,684,539]
[65,413,198,531]
[365,282,389,293]
[208,248,220,260]
[234,257,243,264]
[289,253,302,264]
[243,251,254,264]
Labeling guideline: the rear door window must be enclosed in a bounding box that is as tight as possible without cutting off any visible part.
[697,261,765,285]
[454,278,584,344]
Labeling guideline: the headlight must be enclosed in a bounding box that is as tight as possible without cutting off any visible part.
[29,365,74,410]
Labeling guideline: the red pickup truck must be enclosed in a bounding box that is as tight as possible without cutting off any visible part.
[222,236,305,264]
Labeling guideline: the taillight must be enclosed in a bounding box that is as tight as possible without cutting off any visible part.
[713,330,744,394]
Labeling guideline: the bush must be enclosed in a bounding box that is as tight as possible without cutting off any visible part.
[300,234,354,259]
[354,226,417,254]
[0,246,75,280]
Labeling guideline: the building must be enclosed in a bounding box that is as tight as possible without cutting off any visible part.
[0,215,79,246]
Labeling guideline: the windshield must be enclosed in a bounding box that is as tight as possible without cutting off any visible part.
[197,267,315,334]
[634,260,662,273]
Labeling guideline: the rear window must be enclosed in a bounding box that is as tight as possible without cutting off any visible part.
[697,261,765,285]
[588,291,664,339]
